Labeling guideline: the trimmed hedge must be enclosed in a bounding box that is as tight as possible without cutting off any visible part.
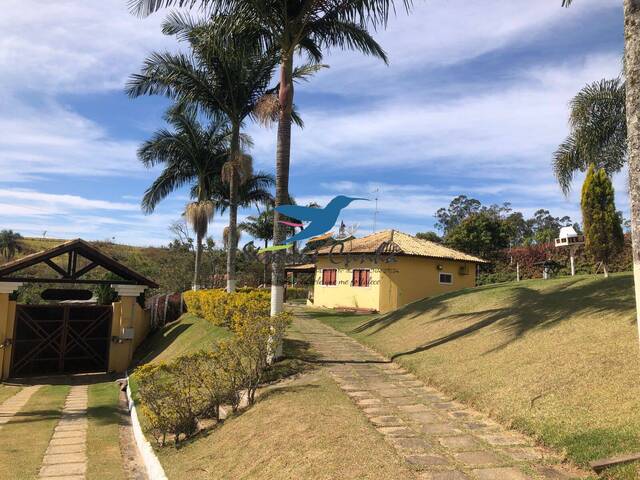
[183,289,270,327]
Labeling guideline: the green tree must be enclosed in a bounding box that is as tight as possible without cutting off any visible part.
[445,211,509,260]
[415,231,441,243]
[240,205,275,285]
[129,0,408,314]
[0,230,22,260]
[240,205,274,250]
[137,107,228,289]
[581,165,624,277]
[502,212,533,247]
[435,195,482,235]
[527,209,573,245]
[128,18,277,292]
[553,78,627,194]
[562,0,640,345]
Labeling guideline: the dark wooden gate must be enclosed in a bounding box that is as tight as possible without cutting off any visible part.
[11,305,112,377]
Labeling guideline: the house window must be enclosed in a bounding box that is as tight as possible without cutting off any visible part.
[322,269,337,286]
[352,269,370,287]
[439,272,453,285]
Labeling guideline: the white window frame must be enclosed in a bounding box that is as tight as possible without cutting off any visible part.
[439,272,453,285]
[351,268,371,288]
[320,268,338,287]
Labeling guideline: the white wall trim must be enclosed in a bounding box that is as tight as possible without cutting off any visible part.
[125,373,168,480]
[0,282,23,294]
[112,285,147,297]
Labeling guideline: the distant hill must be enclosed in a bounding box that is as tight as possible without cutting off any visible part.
[1,237,191,297]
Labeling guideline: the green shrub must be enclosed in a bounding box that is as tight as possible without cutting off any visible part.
[139,288,292,445]
[285,287,308,300]
[229,303,292,404]
[135,360,204,446]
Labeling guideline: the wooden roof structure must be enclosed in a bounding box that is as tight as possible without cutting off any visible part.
[0,239,158,287]
[315,230,487,263]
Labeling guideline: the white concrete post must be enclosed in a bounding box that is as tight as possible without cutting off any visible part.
[163,294,169,326]
[516,263,520,282]
[569,246,577,276]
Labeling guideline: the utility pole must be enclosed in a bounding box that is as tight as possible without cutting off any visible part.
[372,188,379,233]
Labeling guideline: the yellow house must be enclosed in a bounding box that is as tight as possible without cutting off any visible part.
[311,230,486,314]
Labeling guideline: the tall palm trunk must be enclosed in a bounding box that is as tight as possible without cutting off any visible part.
[624,0,640,347]
[271,55,294,316]
[193,231,203,290]
[227,125,241,293]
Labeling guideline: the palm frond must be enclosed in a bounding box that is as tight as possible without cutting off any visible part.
[308,19,388,64]
[185,200,216,238]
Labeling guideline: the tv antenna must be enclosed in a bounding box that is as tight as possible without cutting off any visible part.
[372,188,379,233]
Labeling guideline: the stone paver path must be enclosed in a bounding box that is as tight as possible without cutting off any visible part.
[0,385,41,428]
[294,312,587,480]
[39,385,88,479]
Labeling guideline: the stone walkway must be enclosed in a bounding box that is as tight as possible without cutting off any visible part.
[0,385,41,428]
[294,312,586,480]
[39,385,88,479]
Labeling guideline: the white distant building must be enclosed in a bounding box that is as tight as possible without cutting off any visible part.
[554,226,585,276]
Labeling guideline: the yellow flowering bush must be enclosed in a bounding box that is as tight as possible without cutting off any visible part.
[183,289,269,327]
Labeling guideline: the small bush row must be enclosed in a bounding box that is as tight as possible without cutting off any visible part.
[183,288,270,327]
[285,287,308,300]
[135,292,290,446]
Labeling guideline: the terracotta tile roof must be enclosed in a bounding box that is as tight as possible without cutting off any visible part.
[315,230,487,263]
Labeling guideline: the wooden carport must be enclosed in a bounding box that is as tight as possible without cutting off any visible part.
[0,239,157,379]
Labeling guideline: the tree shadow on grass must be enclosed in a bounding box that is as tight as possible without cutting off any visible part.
[6,409,63,425]
[384,275,635,360]
[352,283,511,336]
[132,323,192,366]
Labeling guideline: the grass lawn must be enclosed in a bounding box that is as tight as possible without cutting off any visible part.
[87,381,126,480]
[134,313,231,366]
[156,370,417,480]
[313,273,640,479]
[0,384,22,404]
[0,385,69,480]
[132,312,414,479]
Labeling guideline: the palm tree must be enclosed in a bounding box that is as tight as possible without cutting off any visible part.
[240,205,275,285]
[128,0,409,313]
[128,16,280,292]
[138,106,228,289]
[553,78,626,194]
[563,0,640,346]
[0,230,22,260]
[240,205,274,250]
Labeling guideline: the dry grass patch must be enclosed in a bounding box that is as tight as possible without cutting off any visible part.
[0,384,69,480]
[155,371,416,480]
[0,384,22,404]
[314,273,640,478]
[87,381,126,480]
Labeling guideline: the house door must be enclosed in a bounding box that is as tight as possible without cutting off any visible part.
[11,305,112,377]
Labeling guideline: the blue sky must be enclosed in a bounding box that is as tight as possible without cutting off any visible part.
[0,0,625,246]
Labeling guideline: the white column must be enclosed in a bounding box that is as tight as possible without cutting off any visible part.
[111,285,147,298]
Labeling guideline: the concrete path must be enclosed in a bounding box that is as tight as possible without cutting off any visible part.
[294,312,586,480]
[0,385,41,428]
[39,385,88,479]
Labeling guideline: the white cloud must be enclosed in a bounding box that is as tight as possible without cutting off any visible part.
[0,0,180,94]
[0,97,146,181]
[0,0,626,245]
[251,52,622,180]
[297,0,620,96]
